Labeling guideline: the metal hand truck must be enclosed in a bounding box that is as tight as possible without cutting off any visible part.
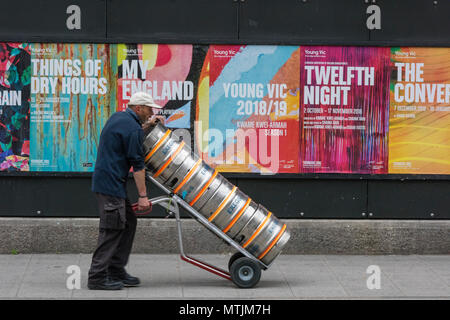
[136,173,271,288]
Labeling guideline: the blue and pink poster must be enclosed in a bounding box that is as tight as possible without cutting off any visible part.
[203,45,300,174]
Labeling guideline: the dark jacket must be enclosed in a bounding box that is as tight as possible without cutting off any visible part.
[92,108,145,199]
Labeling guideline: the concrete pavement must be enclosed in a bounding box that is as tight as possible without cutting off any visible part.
[0,254,449,299]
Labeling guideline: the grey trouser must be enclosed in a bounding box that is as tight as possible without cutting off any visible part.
[88,193,137,282]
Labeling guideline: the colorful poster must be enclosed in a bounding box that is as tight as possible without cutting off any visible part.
[300,46,390,173]
[0,43,30,171]
[116,44,207,133]
[389,48,450,174]
[202,45,300,173]
[30,43,115,172]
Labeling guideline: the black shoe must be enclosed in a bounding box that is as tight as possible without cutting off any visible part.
[88,277,124,290]
[110,272,141,287]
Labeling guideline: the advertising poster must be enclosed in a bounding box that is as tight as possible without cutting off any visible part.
[0,43,30,171]
[204,45,300,173]
[116,44,208,136]
[194,45,211,160]
[29,43,115,172]
[389,48,450,174]
[299,46,391,173]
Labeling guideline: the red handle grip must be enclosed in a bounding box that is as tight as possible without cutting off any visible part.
[132,201,153,216]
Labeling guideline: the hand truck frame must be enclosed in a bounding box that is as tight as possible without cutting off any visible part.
[144,173,271,288]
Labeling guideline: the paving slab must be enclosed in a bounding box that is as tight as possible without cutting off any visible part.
[16,254,79,299]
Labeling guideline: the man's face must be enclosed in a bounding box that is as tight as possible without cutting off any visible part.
[136,105,154,123]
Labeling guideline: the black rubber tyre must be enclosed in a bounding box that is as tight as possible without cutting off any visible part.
[230,257,261,288]
[228,252,245,272]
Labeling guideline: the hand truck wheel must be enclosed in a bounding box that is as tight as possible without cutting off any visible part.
[230,257,261,288]
[228,252,245,272]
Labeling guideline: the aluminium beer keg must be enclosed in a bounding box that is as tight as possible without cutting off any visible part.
[143,123,290,266]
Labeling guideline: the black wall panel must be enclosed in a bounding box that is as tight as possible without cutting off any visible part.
[0,0,106,42]
[0,0,449,45]
[1,0,449,45]
[239,0,370,44]
[0,176,97,217]
[234,179,367,219]
[370,0,450,45]
[367,180,450,219]
[107,0,239,43]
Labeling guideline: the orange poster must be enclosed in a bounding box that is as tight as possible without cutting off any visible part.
[389,48,450,174]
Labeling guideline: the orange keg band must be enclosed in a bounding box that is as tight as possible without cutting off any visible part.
[188,170,218,206]
[174,158,202,194]
[144,130,172,163]
[257,224,287,260]
[153,141,185,178]
[242,212,272,249]
[208,186,237,222]
[222,198,251,234]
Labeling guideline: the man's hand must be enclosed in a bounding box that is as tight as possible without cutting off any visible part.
[142,115,165,132]
[150,115,166,125]
[137,196,151,211]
